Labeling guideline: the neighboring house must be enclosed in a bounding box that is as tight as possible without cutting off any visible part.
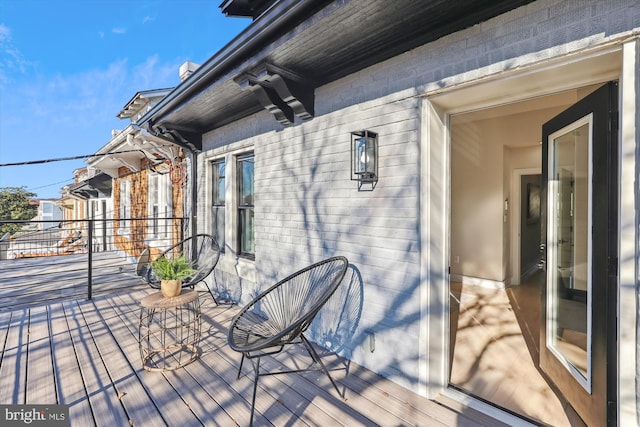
[59,168,90,225]
[59,167,115,252]
[34,199,63,229]
[86,86,191,262]
[133,1,640,426]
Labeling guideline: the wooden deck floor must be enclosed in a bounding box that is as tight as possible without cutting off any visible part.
[0,285,504,427]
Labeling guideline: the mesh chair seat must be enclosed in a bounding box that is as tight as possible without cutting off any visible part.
[227,256,349,426]
[141,234,220,293]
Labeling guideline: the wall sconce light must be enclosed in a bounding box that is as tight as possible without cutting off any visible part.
[351,130,378,190]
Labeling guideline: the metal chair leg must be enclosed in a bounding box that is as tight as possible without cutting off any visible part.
[237,353,245,379]
[249,357,261,427]
[301,334,342,397]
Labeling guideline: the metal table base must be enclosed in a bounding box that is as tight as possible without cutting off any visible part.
[138,290,201,372]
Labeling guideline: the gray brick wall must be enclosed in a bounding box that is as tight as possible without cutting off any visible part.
[317,0,640,115]
[198,0,640,393]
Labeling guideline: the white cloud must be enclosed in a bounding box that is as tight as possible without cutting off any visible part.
[0,23,10,42]
[142,16,155,25]
[0,23,30,85]
[112,27,126,34]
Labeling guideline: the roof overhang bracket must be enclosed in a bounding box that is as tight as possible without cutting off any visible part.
[145,122,202,153]
[129,130,175,161]
[110,156,140,174]
[235,62,315,126]
[236,74,294,125]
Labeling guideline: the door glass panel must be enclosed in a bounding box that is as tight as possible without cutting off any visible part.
[547,116,591,390]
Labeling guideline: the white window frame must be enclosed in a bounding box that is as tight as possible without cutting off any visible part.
[236,152,255,259]
[211,159,226,252]
[202,140,257,283]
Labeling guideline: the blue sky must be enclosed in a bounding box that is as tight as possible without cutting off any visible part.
[0,0,249,198]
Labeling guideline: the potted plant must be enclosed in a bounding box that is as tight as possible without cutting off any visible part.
[150,254,197,298]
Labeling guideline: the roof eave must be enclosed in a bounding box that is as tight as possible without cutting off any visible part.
[138,0,324,131]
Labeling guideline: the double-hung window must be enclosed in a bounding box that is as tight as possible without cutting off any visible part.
[148,172,172,241]
[119,179,131,234]
[211,159,226,251]
[237,153,254,258]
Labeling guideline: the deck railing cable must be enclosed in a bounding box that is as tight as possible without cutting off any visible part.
[0,217,188,311]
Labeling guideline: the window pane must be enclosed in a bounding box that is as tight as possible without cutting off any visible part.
[548,121,590,381]
[239,208,254,255]
[120,180,130,230]
[152,205,159,235]
[213,161,225,205]
[211,160,226,250]
[239,158,254,206]
[213,206,225,249]
[238,154,254,257]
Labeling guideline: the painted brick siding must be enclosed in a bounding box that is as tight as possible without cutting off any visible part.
[198,0,640,394]
[316,0,640,115]
[257,93,423,387]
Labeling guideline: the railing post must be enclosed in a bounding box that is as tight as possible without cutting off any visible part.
[87,218,93,300]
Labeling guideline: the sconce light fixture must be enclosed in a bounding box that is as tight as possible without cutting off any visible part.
[350,130,378,190]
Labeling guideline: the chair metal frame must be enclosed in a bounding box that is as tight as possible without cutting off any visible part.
[227,256,349,426]
[139,233,221,302]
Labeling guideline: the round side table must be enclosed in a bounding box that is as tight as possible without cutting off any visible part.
[138,289,202,371]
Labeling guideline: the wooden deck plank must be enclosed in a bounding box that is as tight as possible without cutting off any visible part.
[213,301,410,426]
[48,302,96,426]
[98,291,205,427]
[203,299,470,427]
[0,284,492,427]
[109,290,267,427]
[85,295,171,426]
[159,311,261,427]
[242,341,408,427]
[0,310,12,354]
[112,290,301,427]
[179,294,326,426]
[343,362,468,426]
[194,297,374,427]
[61,300,132,427]
[197,299,409,426]
[182,302,271,426]
[192,303,326,426]
[0,308,29,404]
[25,306,57,403]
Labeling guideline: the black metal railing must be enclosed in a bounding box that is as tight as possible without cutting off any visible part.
[0,217,189,311]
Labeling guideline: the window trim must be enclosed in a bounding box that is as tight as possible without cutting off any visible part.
[147,172,172,242]
[211,159,226,252]
[237,152,255,260]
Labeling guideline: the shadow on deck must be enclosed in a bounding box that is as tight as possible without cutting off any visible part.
[0,285,503,426]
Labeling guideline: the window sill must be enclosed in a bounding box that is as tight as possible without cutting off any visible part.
[218,253,256,283]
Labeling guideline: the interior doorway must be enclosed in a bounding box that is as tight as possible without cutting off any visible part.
[448,86,604,426]
[520,174,542,276]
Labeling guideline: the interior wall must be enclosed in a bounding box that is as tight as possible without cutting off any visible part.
[450,119,503,281]
[451,106,567,284]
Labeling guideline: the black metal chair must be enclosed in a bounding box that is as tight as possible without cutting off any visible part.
[227,256,349,426]
[139,234,221,300]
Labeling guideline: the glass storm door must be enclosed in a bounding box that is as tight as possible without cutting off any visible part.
[540,82,618,427]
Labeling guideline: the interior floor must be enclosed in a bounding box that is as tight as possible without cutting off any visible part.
[449,271,586,427]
